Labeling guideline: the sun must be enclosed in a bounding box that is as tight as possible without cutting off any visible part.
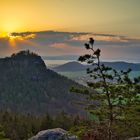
[0,32,15,39]
[0,20,22,37]
[0,32,9,38]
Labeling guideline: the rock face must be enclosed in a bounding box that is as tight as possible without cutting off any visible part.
[30,128,78,140]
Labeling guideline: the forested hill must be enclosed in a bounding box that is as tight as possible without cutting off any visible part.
[0,50,84,116]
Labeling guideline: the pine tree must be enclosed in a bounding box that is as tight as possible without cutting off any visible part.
[71,38,140,140]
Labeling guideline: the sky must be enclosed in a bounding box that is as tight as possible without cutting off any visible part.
[0,0,140,63]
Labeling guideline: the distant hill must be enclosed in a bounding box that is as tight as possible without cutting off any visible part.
[0,50,85,116]
[52,61,140,72]
[103,61,140,71]
[52,61,86,72]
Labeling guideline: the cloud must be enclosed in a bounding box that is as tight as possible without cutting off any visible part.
[0,31,140,62]
[71,33,140,46]
[11,32,36,39]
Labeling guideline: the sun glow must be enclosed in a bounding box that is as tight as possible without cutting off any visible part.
[0,32,23,47]
[8,33,22,40]
[0,31,36,47]
[7,33,16,47]
[0,32,9,38]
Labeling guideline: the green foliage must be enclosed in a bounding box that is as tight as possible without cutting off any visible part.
[70,125,87,138]
[0,111,84,140]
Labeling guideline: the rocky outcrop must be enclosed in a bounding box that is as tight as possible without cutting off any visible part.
[29,128,78,140]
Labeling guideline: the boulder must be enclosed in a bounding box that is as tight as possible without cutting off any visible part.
[29,128,78,140]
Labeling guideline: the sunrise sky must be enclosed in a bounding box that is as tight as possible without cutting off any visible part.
[0,0,140,63]
[0,0,140,36]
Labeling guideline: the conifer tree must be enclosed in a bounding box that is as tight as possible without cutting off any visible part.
[71,38,140,140]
